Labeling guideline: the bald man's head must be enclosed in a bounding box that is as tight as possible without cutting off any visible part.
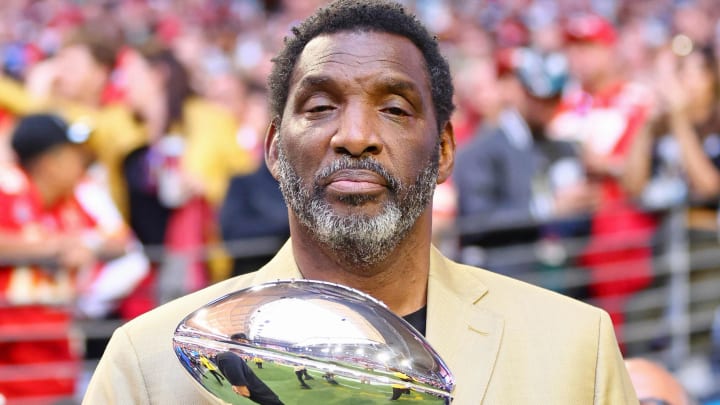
[625,358,693,405]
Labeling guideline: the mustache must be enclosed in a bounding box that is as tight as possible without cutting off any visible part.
[314,157,400,192]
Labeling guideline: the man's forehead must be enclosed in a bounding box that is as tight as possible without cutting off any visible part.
[289,30,430,90]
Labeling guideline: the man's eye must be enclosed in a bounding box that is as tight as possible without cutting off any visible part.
[383,106,410,116]
[307,105,334,113]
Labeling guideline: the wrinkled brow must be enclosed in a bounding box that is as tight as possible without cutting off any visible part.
[295,74,334,93]
[294,73,423,100]
[375,77,421,98]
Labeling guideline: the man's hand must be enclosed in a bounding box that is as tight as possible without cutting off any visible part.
[232,385,251,397]
[57,237,96,270]
[652,49,688,116]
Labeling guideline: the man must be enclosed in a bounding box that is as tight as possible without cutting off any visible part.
[199,354,224,385]
[455,47,595,282]
[0,21,146,219]
[215,351,283,405]
[390,371,413,400]
[83,1,637,403]
[0,113,147,401]
[549,14,657,337]
[293,365,312,389]
[50,21,123,107]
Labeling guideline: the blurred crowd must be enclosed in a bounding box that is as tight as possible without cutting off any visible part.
[1,0,720,402]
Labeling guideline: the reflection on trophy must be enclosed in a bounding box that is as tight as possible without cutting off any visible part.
[173,280,455,404]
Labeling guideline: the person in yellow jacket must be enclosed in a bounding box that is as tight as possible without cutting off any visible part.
[389,371,413,400]
[119,44,256,296]
[0,42,256,220]
[0,24,146,219]
[199,354,225,385]
[0,33,256,286]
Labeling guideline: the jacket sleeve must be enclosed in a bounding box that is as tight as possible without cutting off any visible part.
[182,101,257,207]
[0,76,43,114]
[82,326,151,405]
[593,311,638,404]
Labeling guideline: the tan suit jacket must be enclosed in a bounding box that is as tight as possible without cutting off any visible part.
[83,241,637,404]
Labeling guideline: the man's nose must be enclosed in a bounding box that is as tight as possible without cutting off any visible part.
[330,103,383,157]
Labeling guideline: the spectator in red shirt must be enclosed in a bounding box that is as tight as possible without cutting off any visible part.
[0,113,146,401]
[550,14,658,342]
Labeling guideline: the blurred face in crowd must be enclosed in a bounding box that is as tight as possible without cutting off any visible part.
[204,73,248,118]
[124,51,164,113]
[267,31,454,268]
[34,144,88,201]
[457,58,504,122]
[55,44,109,104]
[677,50,717,107]
[566,42,614,90]
[523,94,560,133]
[498,74,526,118]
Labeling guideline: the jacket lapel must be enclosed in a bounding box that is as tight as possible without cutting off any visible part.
[426,247,504,404]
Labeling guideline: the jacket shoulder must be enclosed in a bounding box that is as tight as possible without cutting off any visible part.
[446,259,604,322]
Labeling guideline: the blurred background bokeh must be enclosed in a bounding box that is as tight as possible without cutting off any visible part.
[1,0,720,403]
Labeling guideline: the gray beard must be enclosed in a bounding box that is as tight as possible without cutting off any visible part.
[275,142,439,268]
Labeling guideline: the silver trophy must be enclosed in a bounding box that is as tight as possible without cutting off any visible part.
[173,280,454,404]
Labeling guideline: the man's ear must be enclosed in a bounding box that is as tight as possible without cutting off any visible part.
[264,120,280,179]
[436,121,455,184]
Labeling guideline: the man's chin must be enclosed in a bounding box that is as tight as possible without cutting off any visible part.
[305,204,403,265]
[319,234,398,270]
[325,198,391,219]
